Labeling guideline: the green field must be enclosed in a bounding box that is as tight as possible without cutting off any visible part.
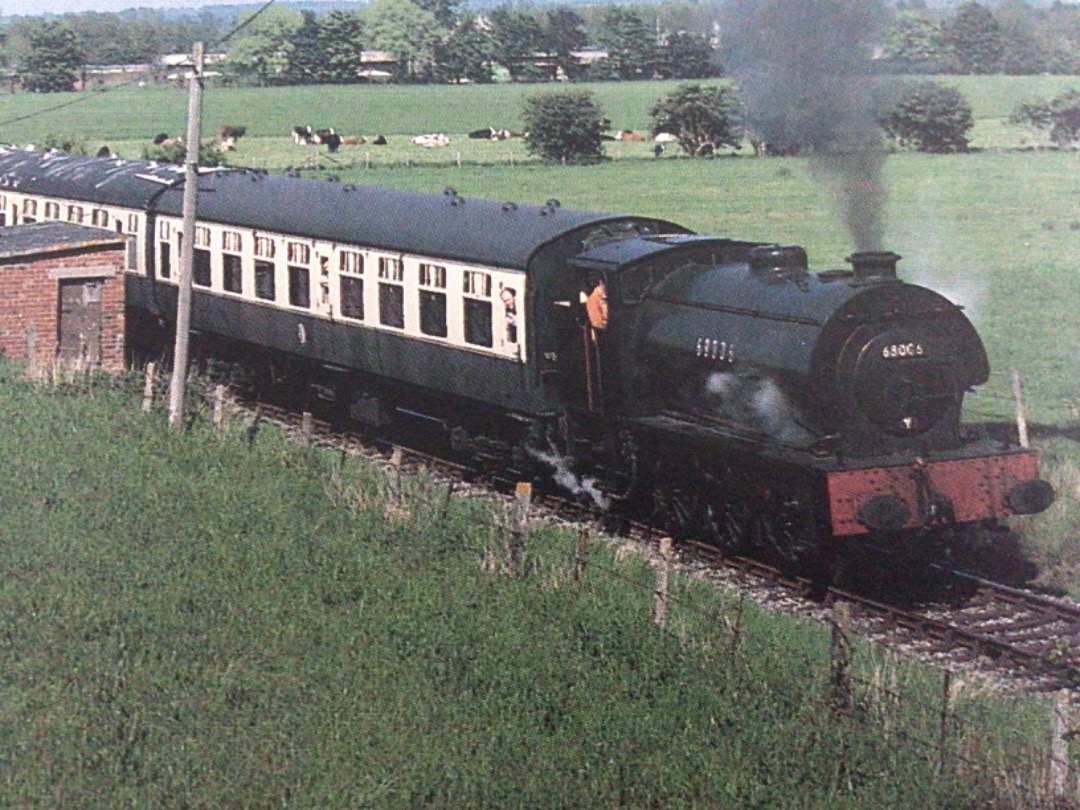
[0,369,1059,808]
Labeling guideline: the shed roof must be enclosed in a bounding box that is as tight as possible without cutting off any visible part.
[0,221,126,262]
[0,147,680,271]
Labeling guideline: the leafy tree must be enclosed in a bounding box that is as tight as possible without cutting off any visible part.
[282,11,324,84]
[1009,89,1080,146]
[943,1,1003,74]
[522,89,608,164]
[545,8,588,81]
[317,11,367,83]
[488,8,547,82]
[435,14,494,84]
[223,6,303,86]
[879,81,973,153]
[365,0,441,82]
[593,7,655,80]
[654,32,719,80]
[880,10,949,74]
[649,83,743,156]
[994,8,1047,75]
[21,20,84,93]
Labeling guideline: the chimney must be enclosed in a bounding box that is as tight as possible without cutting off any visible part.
[846,251,900,281]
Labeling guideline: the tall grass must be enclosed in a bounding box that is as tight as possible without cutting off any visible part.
[0,364,1063,808]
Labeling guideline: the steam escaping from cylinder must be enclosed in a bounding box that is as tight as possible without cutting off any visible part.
[721,0,889,251]
[529,444,612,511]
[704,372,811,444]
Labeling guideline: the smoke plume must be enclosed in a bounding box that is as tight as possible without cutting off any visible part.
[721,0,889,251]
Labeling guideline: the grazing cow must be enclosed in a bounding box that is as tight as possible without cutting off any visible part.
[411,133,451,148]
[293,125,315,144]
[153,133,183,148]
[469,127,496,140]
[313,129,341,152]
[615,130,645,142]
[340,136,367,146]
[218,124,246,151]
[371,135,388,145]
[654,132,678,143]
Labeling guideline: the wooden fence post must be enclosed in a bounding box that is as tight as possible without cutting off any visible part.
[246,406,263,447]
[389,446,403,502]
[1052,689,1072,799]
[652,537,673,628]
[141,361,156,413]
[937,670,953,775]
[829,603,853,718]
[301,411,313,445]
[574,525,590,585]
[212,384,226,433]
[508,482,532,576]
[1011,368,1030,449]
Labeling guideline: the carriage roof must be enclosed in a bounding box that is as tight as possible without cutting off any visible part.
[0,147,673,271]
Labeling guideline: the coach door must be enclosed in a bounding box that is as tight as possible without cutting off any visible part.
[57,278,103,366]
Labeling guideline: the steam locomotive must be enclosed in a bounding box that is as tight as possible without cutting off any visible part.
[0,147,1054,566]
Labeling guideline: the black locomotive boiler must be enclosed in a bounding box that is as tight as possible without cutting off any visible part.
[0,147,1053,567]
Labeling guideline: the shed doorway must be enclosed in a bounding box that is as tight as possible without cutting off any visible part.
[57,278,103,366]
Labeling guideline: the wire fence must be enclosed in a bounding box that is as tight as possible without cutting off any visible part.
[24,359,1080,808]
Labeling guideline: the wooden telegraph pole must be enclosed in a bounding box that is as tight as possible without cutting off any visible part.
[168,42,205,427]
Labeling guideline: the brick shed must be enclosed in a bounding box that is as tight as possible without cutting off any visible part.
[0,222,128,372]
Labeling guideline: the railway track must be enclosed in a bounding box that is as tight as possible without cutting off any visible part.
[230,393,1080,693]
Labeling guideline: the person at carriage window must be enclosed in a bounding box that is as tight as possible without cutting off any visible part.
[501,287,518,343]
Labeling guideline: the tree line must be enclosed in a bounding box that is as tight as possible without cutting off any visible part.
[8,1,1080,93]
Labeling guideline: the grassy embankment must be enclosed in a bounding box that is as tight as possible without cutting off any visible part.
[0,366,1065,807]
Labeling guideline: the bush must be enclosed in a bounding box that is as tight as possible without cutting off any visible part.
[1010,89,1080,146]
[649,83,743,157]
[879,81,974,154]
[521,89,608,165]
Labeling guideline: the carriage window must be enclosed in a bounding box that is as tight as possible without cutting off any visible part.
[44,201,60,219]
[223,254,243,294]
[419,263,447,338]
[194,249,212,287]
[463,271,493,348]
[378,256,405,328]
[255,260,275,300]
[287,241,311,265]
[159,242,172,279]
[340,250,363,275]
[222,231,242,252]
[340,250,364,320]
[91,208,109,227]
[289,265,310,308]
[255,235,276,259]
